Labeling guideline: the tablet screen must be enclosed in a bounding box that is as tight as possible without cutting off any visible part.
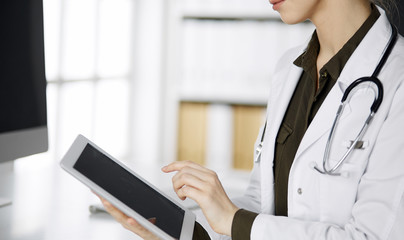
[73,144,184,239]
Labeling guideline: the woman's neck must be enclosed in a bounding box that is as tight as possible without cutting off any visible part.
[311,0,372,71]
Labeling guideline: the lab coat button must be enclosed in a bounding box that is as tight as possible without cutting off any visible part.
[297,188,303,195]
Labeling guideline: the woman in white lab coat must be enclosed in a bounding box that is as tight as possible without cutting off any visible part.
[98,0,404,239]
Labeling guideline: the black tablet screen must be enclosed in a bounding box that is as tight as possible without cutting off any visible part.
[73,144,184,239]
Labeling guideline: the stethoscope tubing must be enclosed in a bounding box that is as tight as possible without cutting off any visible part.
[254,24,399,175]
[314,23,398,176]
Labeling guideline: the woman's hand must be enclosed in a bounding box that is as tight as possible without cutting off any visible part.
[94,194,159,240]
[162,161,239,236]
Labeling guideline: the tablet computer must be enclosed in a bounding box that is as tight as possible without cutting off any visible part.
[60,135,195,240]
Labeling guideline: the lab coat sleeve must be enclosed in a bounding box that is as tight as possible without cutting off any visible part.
[193,127,264,240]
[250,78,404,239]
[232,161,261,213]
[195,149,262,240]
[231,119,267,213]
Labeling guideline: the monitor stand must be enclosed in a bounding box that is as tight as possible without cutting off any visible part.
[0,161,13,208]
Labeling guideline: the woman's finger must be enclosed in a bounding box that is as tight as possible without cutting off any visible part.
[100,197,136,227]
[162,162,239,236]
[123,217,159,239]
[171,172,207,200]
[162,160,212,174]
[177,184,206,203]
[94,194,159,240]
[171,166,210,190]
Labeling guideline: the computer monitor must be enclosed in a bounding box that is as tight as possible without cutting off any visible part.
[0,1,48,168]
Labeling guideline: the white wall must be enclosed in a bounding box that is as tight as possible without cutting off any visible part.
[129,0,167,166]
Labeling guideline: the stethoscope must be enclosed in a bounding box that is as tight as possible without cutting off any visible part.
[255,24,398,177]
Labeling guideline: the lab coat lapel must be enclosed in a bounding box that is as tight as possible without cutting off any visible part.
[260,60,303,213]
[266,64,303,141]
[294,83,346,160]
[294,10,392,161]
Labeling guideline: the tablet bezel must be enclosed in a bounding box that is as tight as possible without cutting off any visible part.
[60,134,195,240]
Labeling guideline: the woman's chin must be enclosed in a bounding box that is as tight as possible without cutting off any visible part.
[279,13,307,25]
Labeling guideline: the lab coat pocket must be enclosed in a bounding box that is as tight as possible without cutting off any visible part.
[276,123,293,144]
[319,161,363,225]
[274,123,293,162]
[324,138,369,170]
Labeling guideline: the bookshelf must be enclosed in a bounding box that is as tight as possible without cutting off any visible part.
[162,0,314,170]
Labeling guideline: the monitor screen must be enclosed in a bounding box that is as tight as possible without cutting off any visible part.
[0,0,48,163]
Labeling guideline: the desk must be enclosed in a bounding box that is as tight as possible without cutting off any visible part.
[0,156,249,240]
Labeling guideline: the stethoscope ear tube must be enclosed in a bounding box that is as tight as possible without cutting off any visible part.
[372,23,398,77]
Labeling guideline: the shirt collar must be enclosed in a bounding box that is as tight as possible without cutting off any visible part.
[293,4,381,81]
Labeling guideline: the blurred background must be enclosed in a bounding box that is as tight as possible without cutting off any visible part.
[41,0,404,171]
[2,0,403,239]
[42,0,314,172]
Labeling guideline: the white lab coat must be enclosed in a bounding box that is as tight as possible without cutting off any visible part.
[198,7,404,240]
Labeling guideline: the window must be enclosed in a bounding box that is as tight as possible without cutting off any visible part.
[44,0,135,160]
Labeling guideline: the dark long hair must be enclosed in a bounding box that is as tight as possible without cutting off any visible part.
[371,0,399,20]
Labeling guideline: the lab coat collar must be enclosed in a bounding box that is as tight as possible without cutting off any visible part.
[336,6,392,89]
[294,7,393,161]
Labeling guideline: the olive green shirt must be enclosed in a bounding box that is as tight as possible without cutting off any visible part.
[273,3,380,218]
[193,5,380,240]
